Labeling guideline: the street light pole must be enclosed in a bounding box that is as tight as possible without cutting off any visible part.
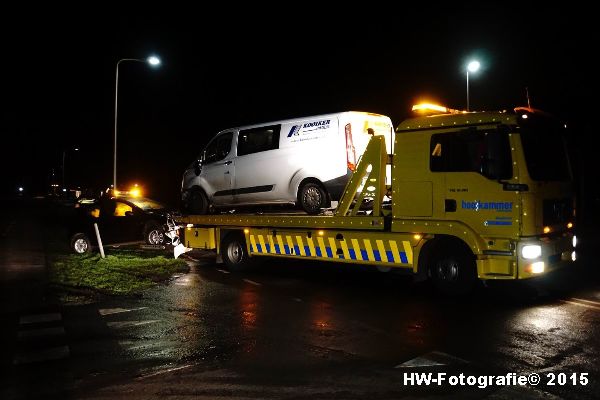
[113,56,161,192]
[466,60,480,112]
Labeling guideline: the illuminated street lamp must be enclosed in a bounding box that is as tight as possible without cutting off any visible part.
[466,60,480,111]
[113,56,161,192]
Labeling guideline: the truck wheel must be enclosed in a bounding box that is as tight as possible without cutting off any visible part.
[188,190,209,214]
[299,182,326,215]
[429,243,477,295]
[221,232,253,272]
[144,222,166,245]
[71,233,92,254]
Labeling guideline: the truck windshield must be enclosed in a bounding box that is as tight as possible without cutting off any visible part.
[518,114,571,181]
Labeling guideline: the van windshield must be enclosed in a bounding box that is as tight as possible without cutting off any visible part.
[518,114,571,181]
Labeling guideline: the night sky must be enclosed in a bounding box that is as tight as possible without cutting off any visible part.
[1,5,596,212]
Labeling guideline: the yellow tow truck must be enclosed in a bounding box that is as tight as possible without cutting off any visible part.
[174,105,576,294]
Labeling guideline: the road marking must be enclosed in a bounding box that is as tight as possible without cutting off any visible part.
[570,297,600,307]
[135,364,195,380]
[243,279,261,286]
[561,299,600,311]
[13,345,70,365]
[106,320,160,329]
[395,351,468,368]
[19,313,62,324]
[18,326,65,339]
[216,269,230,274]
[98,307,147,316]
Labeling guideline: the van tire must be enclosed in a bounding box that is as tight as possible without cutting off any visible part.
[221,232,253,272]
[71,233,92,254]
[188,189,209,215]
[298,182,326,215]
[429,242,477,296]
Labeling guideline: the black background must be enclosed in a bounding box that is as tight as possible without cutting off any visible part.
[1,4,597,219]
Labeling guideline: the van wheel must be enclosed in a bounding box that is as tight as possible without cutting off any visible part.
[429,243,477,296]
[299,182,326,215]
[188,190,209,214]
[221,232,253,272]
[71,233,92,254]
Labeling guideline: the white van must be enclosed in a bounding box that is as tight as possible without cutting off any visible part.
[181,111,393,214]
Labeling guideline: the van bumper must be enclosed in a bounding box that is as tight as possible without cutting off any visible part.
[323,172,352,200]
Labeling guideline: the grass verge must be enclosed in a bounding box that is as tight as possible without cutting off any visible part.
[48,248,189,297]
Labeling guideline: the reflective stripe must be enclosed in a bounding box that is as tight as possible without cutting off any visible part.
[328,238,339,259]
[249,235,258,253]
[295,236,306,256]
[317,237,327,258]
[258,235,267,253]
[376,240,388,262]
[351,239,363,261]
[402,241,413,264]
[276,235,285,254]
[363,239,376,261]
[268,235,276,254]
[286,236,296,255]
[306,237,316,257]
[389,240,401,263]
[340,240,351,259]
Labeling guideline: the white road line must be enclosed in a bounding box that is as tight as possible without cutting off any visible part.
[135,364,195,380]
[243,279,261,286]
[570,297,600,307]
[19,313,62,324]
[106,320,160,329]
[216,269,230,274]
[18,326,65,339]
[13,345,70,365]
[561,299,600,311]
[98,307,147,316]
[395,351,468,369]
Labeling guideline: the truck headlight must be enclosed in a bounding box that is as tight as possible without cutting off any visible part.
[522,244,542,259]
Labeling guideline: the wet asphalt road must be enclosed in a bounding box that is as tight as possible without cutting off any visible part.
[2,198,600,399]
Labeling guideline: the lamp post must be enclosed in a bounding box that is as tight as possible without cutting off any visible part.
[62,147,79,188]
[113,56,161,192]
[466,60,480,112]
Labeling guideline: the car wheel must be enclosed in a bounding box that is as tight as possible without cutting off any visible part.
[188,189,209,214]
[71,233,92,254]
[221,232,253,272]
[429,242,477,296]
[144,222,166,245]
[298,182,326,215]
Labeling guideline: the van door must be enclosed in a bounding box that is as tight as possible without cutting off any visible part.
[201,132,234,205]
[232,125,281,204]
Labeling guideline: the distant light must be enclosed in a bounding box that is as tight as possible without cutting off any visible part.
[572,235,577,248]
[186,224,194,228]
[18,187,23,192]
[521,114,528,119]
[531,262,545,274]
[147,56,161,66]
[543,226,551,234]
[318,230,325,236]
[413,234,422,240]
[567,222,573,229]
[467,60,480,73]
[572,251,577,261]
[244,228,250,234]
[74,148,79,151]
[130,187,141,197]
[62,188,67,192]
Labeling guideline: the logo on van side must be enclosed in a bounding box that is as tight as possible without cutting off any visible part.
[287,119,331,137]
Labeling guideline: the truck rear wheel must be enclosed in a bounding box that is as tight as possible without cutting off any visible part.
[221,232,253,272]
[429,243,477,295]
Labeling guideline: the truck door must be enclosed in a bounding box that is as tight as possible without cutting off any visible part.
[201,132,234,205]
[431,127,520,236]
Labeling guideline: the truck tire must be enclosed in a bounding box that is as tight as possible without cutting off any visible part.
[144,222,166,245]
[188,189,209,214]
[429,242,477,296]
[71,233,92,254]
[298,182,326,215]
[221,232,253,272]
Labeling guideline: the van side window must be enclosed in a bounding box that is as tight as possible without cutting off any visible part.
[204,132,233,164]
[237,125,281,156]
[430,129,512,179]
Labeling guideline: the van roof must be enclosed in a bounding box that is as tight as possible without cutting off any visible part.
[219,111,391,133]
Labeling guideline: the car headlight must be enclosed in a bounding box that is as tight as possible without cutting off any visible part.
[522,244,542,259]
[572,235,577,248]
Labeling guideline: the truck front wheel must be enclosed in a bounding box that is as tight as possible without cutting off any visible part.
[221,232,253,272]
[429,243,477,295]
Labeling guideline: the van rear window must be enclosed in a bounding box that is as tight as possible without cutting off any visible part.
[237,125,280,156]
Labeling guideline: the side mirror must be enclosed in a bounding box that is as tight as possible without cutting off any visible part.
[194,159,202,176]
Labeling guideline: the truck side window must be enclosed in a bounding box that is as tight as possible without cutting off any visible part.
[430,129,511,179]
[237,125,281,156]
[204,132,233,164]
